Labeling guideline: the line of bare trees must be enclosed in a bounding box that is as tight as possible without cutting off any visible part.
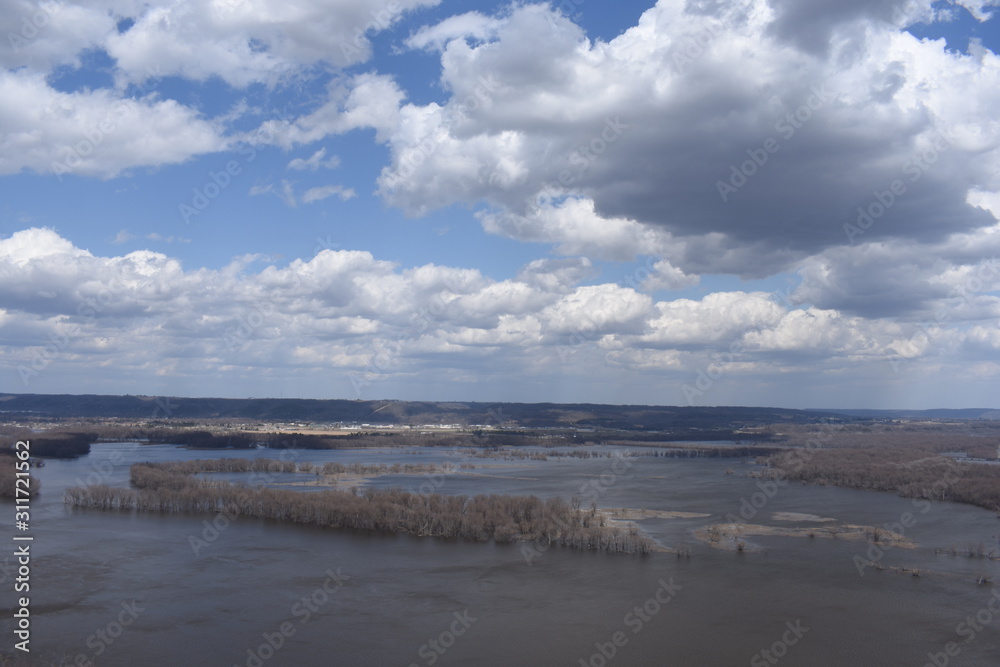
[765,446,1000,512]
[64,462,654,554]
[144,458,449,476]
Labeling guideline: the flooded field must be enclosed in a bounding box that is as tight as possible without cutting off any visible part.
[3,443,1000,666]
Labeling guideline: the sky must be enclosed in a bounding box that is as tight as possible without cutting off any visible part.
[1,0,999,410]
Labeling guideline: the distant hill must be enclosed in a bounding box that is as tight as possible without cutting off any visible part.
[0,392,853,430]
[819,408,1000,420]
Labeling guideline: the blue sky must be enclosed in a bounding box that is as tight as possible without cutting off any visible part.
[2,0,1000,409]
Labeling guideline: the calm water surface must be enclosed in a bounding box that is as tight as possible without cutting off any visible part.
[2,443,999,666]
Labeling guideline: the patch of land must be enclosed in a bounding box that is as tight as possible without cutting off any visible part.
[772,512,836,522]
[601,508,711,521]
[65,460,658,555]
[694,522,918,552]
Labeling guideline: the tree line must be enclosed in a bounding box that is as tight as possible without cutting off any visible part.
[765,445,1000,512]
[64,461,654,555]
[144,458,448,476]
[0,431,92,458]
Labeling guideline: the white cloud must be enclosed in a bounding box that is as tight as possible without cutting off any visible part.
[250,180,297,207]
[515,257,596,293]
[0,227,91,267]
[0,0,117,72]
[953,0,1000,21]
[637,292,786,347]
[406,11,502,51]
[0,70,226,178]
[104,0,442,87]
[2,228,998,404]
[0,1,438,177]
[111,229,135,245]
[3,1,1000,406]
[478,197,667,262]
[369,0,1000,299]
[302,184,356,203]
[287,148,340,171]
[247,73,406,149]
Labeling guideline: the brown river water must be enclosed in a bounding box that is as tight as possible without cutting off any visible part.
[2,443,999,666]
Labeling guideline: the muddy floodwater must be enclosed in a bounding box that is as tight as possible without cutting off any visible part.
[3,443,1000,666]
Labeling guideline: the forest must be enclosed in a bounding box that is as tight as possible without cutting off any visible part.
[0,429,92,458]
[64,459,655,555]
[763,423,1000,512]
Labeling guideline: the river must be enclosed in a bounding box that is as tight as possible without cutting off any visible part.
[2,442,999,666]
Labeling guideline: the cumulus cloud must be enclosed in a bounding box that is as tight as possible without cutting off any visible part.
[246,73,407,148]
[0,0,437,177]
[406,11,503,51]
[0,70,226,178]
[1,228,997,403]
[0,0,117,72]
[478,197,666,262]
[104,0,442,87]
[369,0,1000,301]
[3,1,1000,405]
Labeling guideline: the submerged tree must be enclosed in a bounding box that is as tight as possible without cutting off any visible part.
[65,460,654,555]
